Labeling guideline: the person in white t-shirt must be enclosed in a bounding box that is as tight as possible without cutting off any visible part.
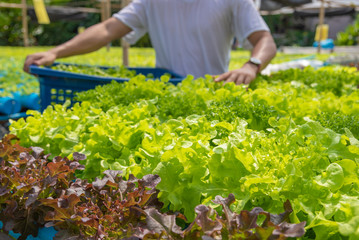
[24,0,277,85]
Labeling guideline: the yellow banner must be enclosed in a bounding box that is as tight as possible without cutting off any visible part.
[315,24,329,42]
[33,0,50,24]
[78,26,86,34]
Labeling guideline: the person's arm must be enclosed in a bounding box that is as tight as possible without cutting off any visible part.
[24,17,132,72]
[214,30,277,85]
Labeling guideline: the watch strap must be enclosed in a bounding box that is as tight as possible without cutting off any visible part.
[246,60,261,74]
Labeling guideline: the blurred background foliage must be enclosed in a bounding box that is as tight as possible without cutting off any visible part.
[0,0,152,47]
[0,0,356,47]
[335,14,359,46]
[263,14,316,47]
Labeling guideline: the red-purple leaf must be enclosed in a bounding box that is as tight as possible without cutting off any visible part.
[66,179,87,197]
[238,209,260,230]
[31,147,44,159]
[0,178,11,196]
[142,208,183,236]
[80,217,99,228]
[255,226,276,239]
[270,200,293,225]
[69,161,85,171]
[272,221,307,238]
[41,195,81,221]
[43,175,58,188]
[138,174,161,189]
[212,193,236,225]
[72,152,86,161]
[25,186,41,208]
[91,176,117,191]
[193,205,222,236]
[103,170,123,182]
[0,135,306,239]
[47,162,70,177]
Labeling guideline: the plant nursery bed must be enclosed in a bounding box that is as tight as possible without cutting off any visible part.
[30,63,184,111]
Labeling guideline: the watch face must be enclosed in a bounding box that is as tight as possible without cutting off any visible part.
[250,57,262,65]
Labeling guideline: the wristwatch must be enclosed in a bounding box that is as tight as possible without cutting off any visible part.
[247,57,262,74]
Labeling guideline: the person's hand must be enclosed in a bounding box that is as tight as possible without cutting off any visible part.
[214,62,258,85]
[23,51,57,73]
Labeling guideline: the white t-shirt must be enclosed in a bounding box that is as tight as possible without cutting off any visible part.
[113,0,270,78]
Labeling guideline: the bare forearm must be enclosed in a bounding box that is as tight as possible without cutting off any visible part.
[48,26,110,59]
[48,18,131,59]
[23,18,132,72]
[249,31,277,70]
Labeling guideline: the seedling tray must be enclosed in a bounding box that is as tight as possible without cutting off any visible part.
[30,63,184,111]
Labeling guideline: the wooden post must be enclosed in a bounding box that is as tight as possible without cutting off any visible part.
[21,0,29,47]
[100,1,106,22]
[121,39,130,67]
[121,0,131,66]
[317,0,325,54]
[106,0,111,20]
[101,0,111,51]
[106,0,111,51]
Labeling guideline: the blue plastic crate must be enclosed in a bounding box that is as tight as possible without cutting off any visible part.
[30,63,184,111]
[0,96,21,115]
[13,92,41,111]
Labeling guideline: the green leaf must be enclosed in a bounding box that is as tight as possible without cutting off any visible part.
[314,163,344,191]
